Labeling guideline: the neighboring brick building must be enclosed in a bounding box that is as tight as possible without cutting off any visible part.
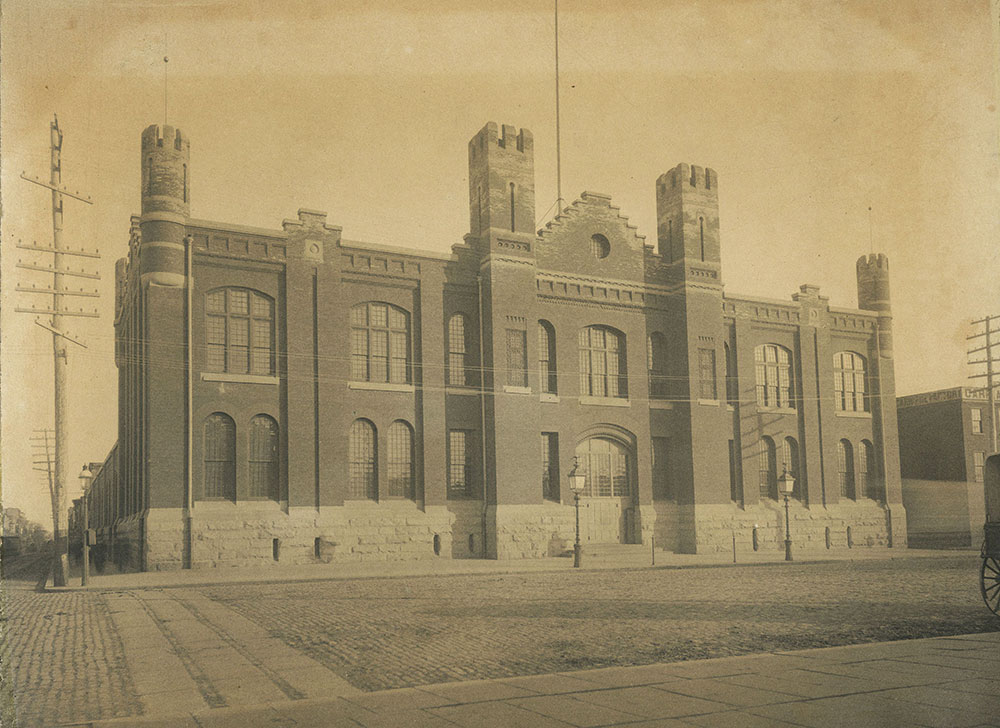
[82,121,906,570]
[898,387,997,547]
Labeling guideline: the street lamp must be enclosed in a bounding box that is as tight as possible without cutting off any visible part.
[567,456,587,568]
[778,467,795,562]
[78,465,93,586]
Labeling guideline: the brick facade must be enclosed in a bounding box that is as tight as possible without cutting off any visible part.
[82,121,906,570]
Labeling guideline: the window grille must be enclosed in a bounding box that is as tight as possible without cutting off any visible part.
[248,415,279,499]
[204,413,236,500]
[348,420,377,500]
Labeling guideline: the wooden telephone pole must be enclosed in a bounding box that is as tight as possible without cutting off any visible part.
[15,116,99,587]
[969,314,1000,455]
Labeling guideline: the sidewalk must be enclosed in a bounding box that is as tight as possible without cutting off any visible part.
[68,631,1000,727]
[57,546,973,592]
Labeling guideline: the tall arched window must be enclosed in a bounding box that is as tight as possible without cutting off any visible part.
[579,326,627,398]
[206,288,275,375]
[782,436,800,500]
[203,413,236,500]
[350,302,410,384]
[448,314,468,386]
[348,419,377,500]
[758,436,777,500]
[859,439,879,500]
[647,332,667,399]
[387,420,414,499]
[834,352,868,412]
[538,320,557,394]
[576,438,630,497]
[754,344,794,409]
[838,439,856,500]
[248,415,279,499]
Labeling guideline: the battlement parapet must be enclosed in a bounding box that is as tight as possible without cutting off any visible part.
[656,163,718,194]
[470,121,533,155]
[857,253,889,272]
[141,124,189,152]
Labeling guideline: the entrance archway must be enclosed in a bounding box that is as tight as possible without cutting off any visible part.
[574,436,634,543]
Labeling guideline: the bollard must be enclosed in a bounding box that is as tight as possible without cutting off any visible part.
[752,526,759,552]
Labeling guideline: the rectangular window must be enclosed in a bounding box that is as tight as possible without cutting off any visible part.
[972,408,983,435]
[651,437,671,500]
[974,451,985,482]
[350,329,368,381]
[448,430,474,497]
[698,348,717,400]
[506,329,527,387]
[541,433,559,501]
[228,316,250,374]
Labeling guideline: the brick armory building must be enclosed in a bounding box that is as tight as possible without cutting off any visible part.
[898,387,997,547]
[83,121,906,570]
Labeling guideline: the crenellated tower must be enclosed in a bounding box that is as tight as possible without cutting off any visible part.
[139,124,190,287]
[856,253,905,544]
[655,163,720,270]
[468,122,535,253]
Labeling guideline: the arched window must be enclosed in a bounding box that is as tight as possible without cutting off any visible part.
[538,320,557,394]
[206,288,275,375]
[203,413,235,500]
[387,420,414,499]
[754,344,794,409]
[758,436,777,500]
[350,302,410,384]
[782,436,800,500]
[834,352,868,412]
[838,439,856,500]
[248,415,279,499]
[448,314,468,386]
[859,439,879,500]
[647,332,667,399]
[579,326,627,398]
[348,419,377,500]
[575,438,630,497]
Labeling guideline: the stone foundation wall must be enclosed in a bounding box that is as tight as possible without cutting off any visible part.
[688,499,902,555]
[99,513,144,572]
[448,500,485,558]
[138,501,455,570]
[488,504,577,559]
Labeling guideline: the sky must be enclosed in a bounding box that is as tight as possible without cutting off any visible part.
[2,0,998,525]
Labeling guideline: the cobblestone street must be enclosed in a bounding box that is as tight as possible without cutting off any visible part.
[205,555,1000,692]
[2,554,998,726]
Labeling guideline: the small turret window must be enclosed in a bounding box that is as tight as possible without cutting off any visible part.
[146,157,153,196]
[699,217,705,261]
[509,182,516,232]
[182,164,187,203]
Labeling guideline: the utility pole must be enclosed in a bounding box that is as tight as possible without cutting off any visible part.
[969,314,1000,455]
[15,116,98,587]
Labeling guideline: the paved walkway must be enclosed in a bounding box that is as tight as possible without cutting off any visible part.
[60,546,968,592]
[67,631,1000,727]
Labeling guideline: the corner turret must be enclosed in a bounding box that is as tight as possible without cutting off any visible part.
[139,124,190,287]
[857,253,892,357]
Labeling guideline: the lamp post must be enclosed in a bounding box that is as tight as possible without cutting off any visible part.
[78,465,92,586]
[567,456,587,568]
[778,467,795,562]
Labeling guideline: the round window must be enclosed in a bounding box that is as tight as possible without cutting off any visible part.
[591,234,610,259]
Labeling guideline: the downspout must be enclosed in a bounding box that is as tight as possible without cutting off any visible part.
[477,273,489,558]
[184,234,194,568]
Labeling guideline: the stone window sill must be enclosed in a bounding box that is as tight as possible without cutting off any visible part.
[835,410,872,419]
[201,372,279,385]
[503,385,532,395]
[580,396,630,408]
[698,398,720,407]
[349,381,415,393]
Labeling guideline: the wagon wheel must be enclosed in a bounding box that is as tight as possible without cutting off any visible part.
[982,557,1000,616]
